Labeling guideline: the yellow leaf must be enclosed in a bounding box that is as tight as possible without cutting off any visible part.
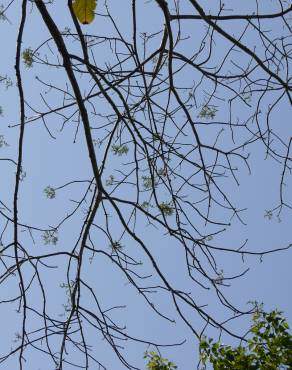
[72,0,97,25]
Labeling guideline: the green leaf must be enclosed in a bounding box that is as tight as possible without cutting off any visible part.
[72,0,97,25]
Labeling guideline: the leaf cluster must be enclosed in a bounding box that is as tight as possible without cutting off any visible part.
[144,351,177,370]
[200,310,292,370]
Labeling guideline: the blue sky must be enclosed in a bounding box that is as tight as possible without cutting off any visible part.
[0,1,291,369]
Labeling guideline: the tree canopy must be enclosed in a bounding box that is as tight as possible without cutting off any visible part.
[200,310,292,370]
[145,310,292,369]
[0,1,291,369]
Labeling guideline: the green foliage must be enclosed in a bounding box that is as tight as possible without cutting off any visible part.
[199,310,292,370]
[110,240,123,252]
[158,168,167,177]
[213,269,224,285]
[264,210,273,220]
[0,135,8,148]
[19,167,26,182]
[158,202,174,217]
[111,144,129,156]
[44,185,56,199]
[93,138,102,147]
[142,175,158,190]
[152,132,162,141]
[198,105,217,120]
[241,91,252,103]
[144,351,177,370]
[0,75,12,117]
[264,209,281,223]
[42,230,58,245]
[141,201,151,210]
[22,47,34,68]
[60,280,75,314]
[0,74,13,89]
[105,175,115,186]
